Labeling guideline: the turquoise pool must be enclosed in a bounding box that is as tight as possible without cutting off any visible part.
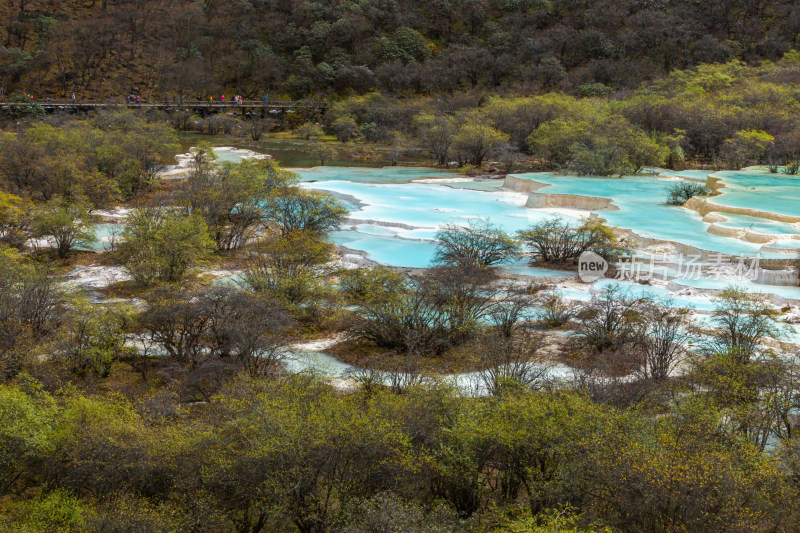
[711,171,800,218]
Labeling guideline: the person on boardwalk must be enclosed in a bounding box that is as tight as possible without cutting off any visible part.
[221,94,224,103]
[71,92,76,104]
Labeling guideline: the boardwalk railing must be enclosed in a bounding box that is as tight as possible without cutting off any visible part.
[0,99,327,111]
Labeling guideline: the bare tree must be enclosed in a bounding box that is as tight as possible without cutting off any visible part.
[138,287,210,368]
[433,220,521,267]
[487,287,536,338]
[534,289,576,329]
[350,261,500,355]
[706,286,786,364]
[0,254,64,379]
[248,119,275,141]
[575,284,644,355]
[634,299,694,383]
[414,114,454,166]
[309,141,338,166]
[199,287,292,377]
[478,330,551,396]
[350,352,424,395]
[518,217,629,265]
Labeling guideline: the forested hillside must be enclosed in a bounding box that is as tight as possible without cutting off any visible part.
[2,0,799,98]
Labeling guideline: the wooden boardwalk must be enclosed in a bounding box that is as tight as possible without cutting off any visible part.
[0,99,328,116]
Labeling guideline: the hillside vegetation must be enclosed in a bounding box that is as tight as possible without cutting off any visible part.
[1,0,799,98]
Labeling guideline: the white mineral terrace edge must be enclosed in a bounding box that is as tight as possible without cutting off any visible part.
[284,335,576,395]
[158,146,270,179]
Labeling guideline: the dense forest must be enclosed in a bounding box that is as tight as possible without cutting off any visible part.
[2,0,800,98]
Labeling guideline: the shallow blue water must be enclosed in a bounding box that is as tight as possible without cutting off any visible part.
[659,169,715,180]
[334,226,576,274]
[297,166,456,184]
[508,173,770,255]
[332,228,437,267]
[305,180,555,234]
[500,258,575,278]
[670,276,800,300]
[711,171,800,217]
[716,214,800,235]
[765,240,800,251]
[210,149,800,259]
[75,223,123,252]
[594,279,717,311]
[213,147,259,163]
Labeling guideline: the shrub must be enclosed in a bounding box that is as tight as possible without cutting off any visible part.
[261,187,348,237]
[575,284,644,355]
[579,82,614,98]
[240,231,334,308]
[331,115,360,142]
[0,191,29,248]
[634,299,694,382]
[62,301,134,378]
[309,141,338,165]
[720,130,774,169]
[338,266,405,305]
[0,248,64,379]
[31,196,96,258]
[705,286,785,364]
[118,208,214,285]
[0,92,45,119]
[478,331,551,396]
[528,116,668,175]
[183,159,295,251]
[350,262,498,354]
[453,119,511,166]
[295,122,324,140]
[433,220,520,267]
[666,182,710,205]
[535,290,576,328]
[518,217,629,264]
